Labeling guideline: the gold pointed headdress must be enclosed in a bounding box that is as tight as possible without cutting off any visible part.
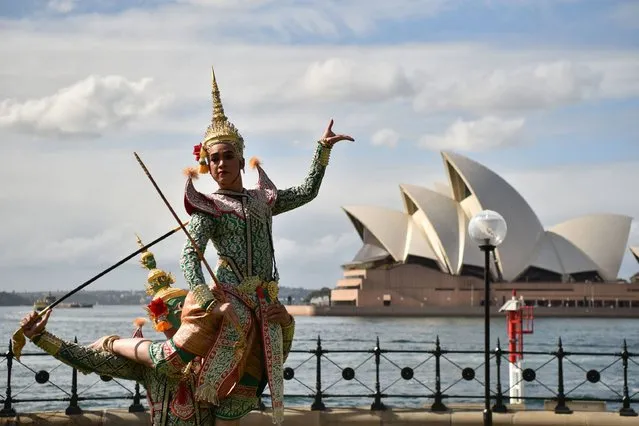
[195,67,245,173]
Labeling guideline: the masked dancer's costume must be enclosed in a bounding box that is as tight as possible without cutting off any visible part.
[146,68,333,425]
[25,237,235,425]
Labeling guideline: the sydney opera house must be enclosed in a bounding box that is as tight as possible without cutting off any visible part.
[331,152,639,310]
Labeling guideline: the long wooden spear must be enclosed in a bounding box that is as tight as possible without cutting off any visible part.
[11,223,187,359]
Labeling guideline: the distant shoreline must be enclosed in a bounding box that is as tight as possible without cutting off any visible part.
[0,287,314,307]
[5,303,639,319]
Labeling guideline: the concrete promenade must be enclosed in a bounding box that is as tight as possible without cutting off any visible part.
[2,408,639,425]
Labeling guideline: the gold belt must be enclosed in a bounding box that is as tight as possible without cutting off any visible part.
[235,276,279,300]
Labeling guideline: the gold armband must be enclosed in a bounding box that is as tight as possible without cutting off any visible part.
[318,142,332,167]
[192,284,217,311]
[101,335,121,353]
[32,331,63,356]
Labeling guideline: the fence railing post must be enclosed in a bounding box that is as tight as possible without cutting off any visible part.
[310,335,325,411]
[65,337,82,415]
[554,338,571,414]
[128,382,145,413]
[370,337,386,411]
[619,339,637,417]
[0,340,16,417]
[493,338,507,413]
[431,336,447,412]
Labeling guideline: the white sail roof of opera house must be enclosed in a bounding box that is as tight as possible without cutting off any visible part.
[342,151,634,283]
[631,247,639,264]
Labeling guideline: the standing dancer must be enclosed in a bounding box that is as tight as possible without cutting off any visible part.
[78,67,354,425]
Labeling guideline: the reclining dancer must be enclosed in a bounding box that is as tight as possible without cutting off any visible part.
[19,236,258,425]
[29,67,353,426]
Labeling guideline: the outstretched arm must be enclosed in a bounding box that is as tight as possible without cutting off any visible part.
[272,119,353,216]
[22,312,145,382]
[89,335,155,369]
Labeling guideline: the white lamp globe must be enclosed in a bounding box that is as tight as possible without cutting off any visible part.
[468,210,507,247]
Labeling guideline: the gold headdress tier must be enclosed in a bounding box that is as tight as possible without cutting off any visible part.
[199,66,245,169]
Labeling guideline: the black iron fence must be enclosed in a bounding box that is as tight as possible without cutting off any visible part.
[0,338,145,417]
[1,336,638,417]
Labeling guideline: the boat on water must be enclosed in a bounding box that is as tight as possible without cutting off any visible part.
[33,293,57,312]
[67,302,94,308]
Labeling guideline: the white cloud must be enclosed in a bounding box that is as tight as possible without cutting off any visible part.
[178,0,272,7]
[414,61,602,113]
[419,116,525,151]
[1,16,638,133]
[297,58,414,102]
[610,2,639,29]
[0,147,189,269]
[47,0,76,13]
[629,222,639,247]
[371,128,400,148]
[176,0,448,37]
[0,75,170,138]
[275,232,359,262]
[39,229,129,264]
[499,161,639,229]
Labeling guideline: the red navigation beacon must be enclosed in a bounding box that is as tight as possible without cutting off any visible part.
[499,290,534,405]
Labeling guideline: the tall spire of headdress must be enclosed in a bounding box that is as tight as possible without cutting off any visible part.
[196,66,245,173]
[211,67,227,124]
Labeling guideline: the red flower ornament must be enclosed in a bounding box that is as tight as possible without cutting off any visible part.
[193,144,203,161]
[148,298,168,317]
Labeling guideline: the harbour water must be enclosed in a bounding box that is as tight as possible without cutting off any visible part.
[1,305,637,413]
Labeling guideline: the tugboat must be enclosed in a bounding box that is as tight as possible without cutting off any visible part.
[33,293,57,312]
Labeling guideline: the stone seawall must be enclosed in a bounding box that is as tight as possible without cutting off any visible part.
[286,305,639,318]
[2,408,639,425]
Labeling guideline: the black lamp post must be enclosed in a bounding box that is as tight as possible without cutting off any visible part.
[468,210,507,426]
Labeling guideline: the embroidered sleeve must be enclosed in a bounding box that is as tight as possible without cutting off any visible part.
[148,340,195,378]
[282,318,295,363]
[31,332,145,382]
[180,212,211,289]
[180,212,219,310]
[272,143,331,216]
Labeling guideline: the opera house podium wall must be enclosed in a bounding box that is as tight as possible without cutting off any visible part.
[329,151,638,315]
[330,264,639,314]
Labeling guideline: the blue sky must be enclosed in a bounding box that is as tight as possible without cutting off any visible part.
[0,0,638,292]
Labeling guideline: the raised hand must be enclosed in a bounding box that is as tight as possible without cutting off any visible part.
[321,119,354,148]
[20,310,52,339]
